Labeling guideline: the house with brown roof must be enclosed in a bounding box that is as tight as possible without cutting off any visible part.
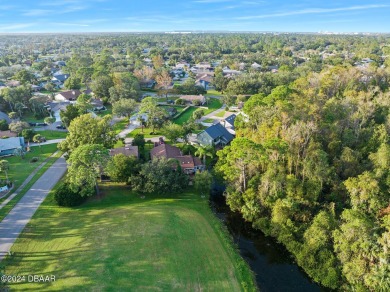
[55,90,82,102]
[179,95,206,105]
[150,143,204,174]
[109,146,139,159]
[0,131,17,138]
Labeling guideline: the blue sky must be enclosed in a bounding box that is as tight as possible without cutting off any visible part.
[0,0,389,33]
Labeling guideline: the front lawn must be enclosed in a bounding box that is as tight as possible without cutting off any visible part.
[112,118,128,134]
[96,104,112,117]
[2,184,256,291]
[0,143,59,190]
[127,127,162,138]
[203,98,223,115]
[34,130,68,140]
[215,110,226,118]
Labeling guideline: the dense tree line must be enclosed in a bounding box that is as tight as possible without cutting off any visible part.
[216,65,390,290]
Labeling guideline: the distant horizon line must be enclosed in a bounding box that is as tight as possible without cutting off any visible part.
[0,30,388,35]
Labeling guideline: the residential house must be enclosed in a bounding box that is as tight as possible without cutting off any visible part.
[55,90,81,102]
[24,60,32,67]
[222,69,241,77]
[31,84,42,92]
[164,107,177,117]
[91,98,105,111]
[150,143,204,174]
[180,95,206,105]
[54,61,66,67]
[130,113,148,126]
[223,114,237,131]
[0,137,25,157]
[175,61,190,70]
[51,74,70,87]
[6,80,21,87]
[0,131,17,138]
[196,74,213,90]
[46,101,71,122]
[109,146,139,159]
[197,123,234,147]
[251,62,262,70]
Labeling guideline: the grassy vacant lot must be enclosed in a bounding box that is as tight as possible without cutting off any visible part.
[0,144,58,190]
[35,130,68,140]
[3,184,255,291]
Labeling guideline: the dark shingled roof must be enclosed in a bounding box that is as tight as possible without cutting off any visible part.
[225,114,236,129]
[53,74,70,82]
[204,123,234,142]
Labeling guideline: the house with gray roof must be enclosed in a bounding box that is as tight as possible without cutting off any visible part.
[196,123,234,147]
[222,114,236,134]
[0,137,25,157]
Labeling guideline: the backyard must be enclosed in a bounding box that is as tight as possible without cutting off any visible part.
[2,184,255,291]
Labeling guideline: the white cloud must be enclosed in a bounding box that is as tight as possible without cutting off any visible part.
[0,23,36,31]
[236,4,390,20]
[23,9,52,16]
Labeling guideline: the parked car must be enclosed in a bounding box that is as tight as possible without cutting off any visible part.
[28,122,36,126]
[36,122,47,126]
[56,124,66,129]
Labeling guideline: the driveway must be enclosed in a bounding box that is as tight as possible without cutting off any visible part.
[0,157,67,261]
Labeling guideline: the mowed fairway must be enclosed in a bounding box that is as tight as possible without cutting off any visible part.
[2,184,255,291]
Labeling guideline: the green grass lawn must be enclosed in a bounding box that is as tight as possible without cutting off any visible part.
[34,130,68,140]
[173,106,197,125]
[215,110,226,118]
[21,112,46,123]
[0,151,63,222]
[159,105,186,114]
[127,127,162,138]
[203,98,223,115]
[96,104,112,117]
[2,184,256,291]
[203,118,215,123]
[112,118,128,134]
[205,89,223,96]
[0,144,59,191]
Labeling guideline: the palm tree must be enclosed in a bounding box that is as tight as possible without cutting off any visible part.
[195,145,214,167]
[0,160,10,184]
[137,116,146,133]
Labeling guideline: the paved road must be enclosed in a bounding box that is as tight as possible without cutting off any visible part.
[0,157,67,261]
